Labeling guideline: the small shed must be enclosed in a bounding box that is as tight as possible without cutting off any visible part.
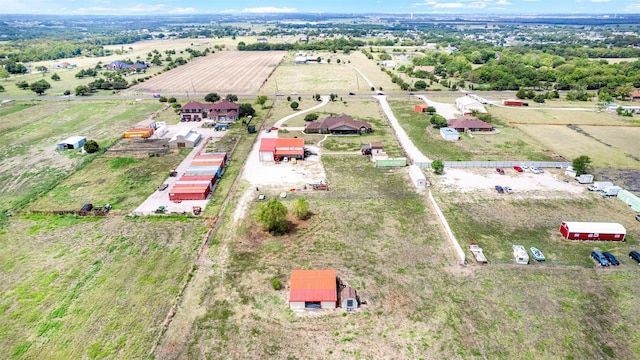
[57,136,87,150]
[289,269,337,309]
[440,127,460,141]
[559,221,626,241]
[414,104,429,113]
[136,119,157,129]
[409,165,428,188]
[340,286,358,311]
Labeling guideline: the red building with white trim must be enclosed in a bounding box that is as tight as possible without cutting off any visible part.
[559,221,626,241]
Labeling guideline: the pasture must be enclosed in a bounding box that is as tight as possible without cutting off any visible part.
[0,99,165,213]
[176,154,640,359]
[0,215,206,359]
[126,51,286,97]
[263,51,400,95]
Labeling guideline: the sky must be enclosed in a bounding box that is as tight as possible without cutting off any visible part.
[2,0,640,16]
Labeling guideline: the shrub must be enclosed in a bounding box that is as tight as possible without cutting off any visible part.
[271,278,283,290]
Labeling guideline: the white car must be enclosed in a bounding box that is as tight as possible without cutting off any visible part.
[522,166,530,172]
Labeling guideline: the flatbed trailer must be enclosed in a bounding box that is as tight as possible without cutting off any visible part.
[470,238,488,264]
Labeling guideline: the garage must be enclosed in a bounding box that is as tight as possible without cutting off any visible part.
[289,269,337,309]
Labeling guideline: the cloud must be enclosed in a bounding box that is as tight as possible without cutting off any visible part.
[242,7,298,13]
[170,7,196,14]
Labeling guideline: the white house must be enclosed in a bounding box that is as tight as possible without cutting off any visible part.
[379,60,397,68]
[440,127,460,141]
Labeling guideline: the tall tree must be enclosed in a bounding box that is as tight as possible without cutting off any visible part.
[292,198,309,220]
[572,155,592,176]
[256,95,268,108]
[204,92,220,102]
[431,159,444,175]
[30,80,51,95]
[256,198,288,234]
[226,94,238,102]
[239,103,256,118]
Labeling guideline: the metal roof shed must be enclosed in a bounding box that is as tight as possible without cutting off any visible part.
[289,269,337,309]
[56,136,87,150]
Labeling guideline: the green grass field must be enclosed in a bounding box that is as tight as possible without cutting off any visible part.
[0,215,205,359]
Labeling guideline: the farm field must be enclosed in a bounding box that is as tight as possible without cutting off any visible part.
[263,51,400,95]
[169,155,640,359]
[0,215,206,359]
[490,106,629,125]
[0,99,166,213]
[125,51,286,97]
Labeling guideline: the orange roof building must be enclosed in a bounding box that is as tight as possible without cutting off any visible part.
[289,269,337,309]
[259,138,305,162]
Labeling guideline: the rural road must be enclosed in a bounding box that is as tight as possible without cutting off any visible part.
[376,95,432,164]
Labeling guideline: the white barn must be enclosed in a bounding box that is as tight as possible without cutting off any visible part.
[440,127,460,141]
[169,127,201,148]
[455,96,487,115]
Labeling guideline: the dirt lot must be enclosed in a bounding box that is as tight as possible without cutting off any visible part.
[435,167,586,199]
[125,51,285,97]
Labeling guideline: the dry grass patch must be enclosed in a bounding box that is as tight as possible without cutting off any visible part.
[518,124,639,168]
[491,106,624,125]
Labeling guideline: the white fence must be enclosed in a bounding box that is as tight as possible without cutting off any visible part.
[427,190,465,264]
[414,160,571,169]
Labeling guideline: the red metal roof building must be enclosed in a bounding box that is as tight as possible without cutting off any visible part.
[559,221,626,241]
[259,138,305,162]
[289,269,337,309]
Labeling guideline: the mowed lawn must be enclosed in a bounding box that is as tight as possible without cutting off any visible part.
[0,215,206,359]
[181,155,640,359]
[0,100,166,213]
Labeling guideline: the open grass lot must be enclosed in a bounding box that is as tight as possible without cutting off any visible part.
[0,215,205,359]
[264,51,400,95]
[0,99,165,213]
[27,150,189,212]
[490,106,630,125]
[519,124,640,168]
[178,155,640,359]
[126,51,286,97]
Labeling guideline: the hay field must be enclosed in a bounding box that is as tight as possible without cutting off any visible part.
[263,51,400,95]
[518,124,640,168]
[126,51,285,96]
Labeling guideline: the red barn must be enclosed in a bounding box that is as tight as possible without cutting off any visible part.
[288,269,337,309]
[559,221,626,241]
[414,104,429,113]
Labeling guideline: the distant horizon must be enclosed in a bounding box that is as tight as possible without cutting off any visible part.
[3,0,640,16]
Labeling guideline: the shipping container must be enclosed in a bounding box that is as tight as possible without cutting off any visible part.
[503,99,524,106]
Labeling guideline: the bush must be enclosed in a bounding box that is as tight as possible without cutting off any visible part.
[271,278,283,290]
[83,140,99,153]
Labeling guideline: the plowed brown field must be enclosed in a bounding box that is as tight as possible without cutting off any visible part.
[127,51,285,96]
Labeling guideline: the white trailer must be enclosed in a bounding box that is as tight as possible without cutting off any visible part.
[588,181,613,191]
[512,245,529,265]
[576,174,594,184]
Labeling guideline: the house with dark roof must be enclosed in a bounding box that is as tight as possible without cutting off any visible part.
[305,114,372,135]
[106,60,148,71]
[207,99,240,123]
[179,100,240,123]
[447,117,494,133]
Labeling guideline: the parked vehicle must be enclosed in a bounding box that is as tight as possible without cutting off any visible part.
[504,186,513,194]
[265,128,271,133]
[599,186,621,197]
[496,168,505,175]
[522,166,529,172]
[576,174,594,184]
[495,185,504,194]
[158,184,169,191]
[81,203,93,212]
[513,166,524,172]
[636,214,640,222]
[588,181,613,192]
[602,252,620,266]
[513,245,529,264]
[530,247,545,261]
[376,91,385,95]
[629,250,640,264]
[271,127,279,131]
[349,92,356,95]
[591,250,610,267]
